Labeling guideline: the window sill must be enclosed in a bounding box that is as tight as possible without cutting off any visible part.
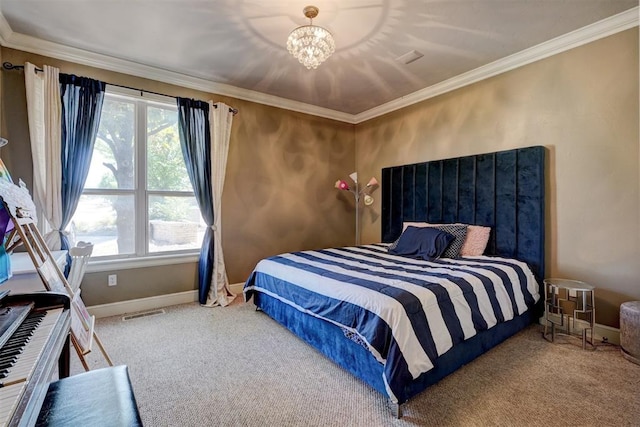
[86,253,200,273]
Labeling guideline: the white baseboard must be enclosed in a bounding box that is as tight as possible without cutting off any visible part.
[87,288,621,345]
[88,290,198,318]
[595,323,621,345]
[87,283,246,318]
[538,314,620,345]
[229,282,244,296]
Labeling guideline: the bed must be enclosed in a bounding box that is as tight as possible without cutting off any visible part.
[244,146,545,416]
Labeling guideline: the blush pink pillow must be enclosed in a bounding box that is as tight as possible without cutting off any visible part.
[459,225,491,256]
[402,222,491,256]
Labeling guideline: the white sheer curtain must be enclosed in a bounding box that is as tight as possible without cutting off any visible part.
[205,102,235,307]
[24,62,64,249]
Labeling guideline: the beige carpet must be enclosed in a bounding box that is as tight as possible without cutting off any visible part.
[73,300,640,426]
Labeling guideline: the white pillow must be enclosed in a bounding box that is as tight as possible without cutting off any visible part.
[402,222,491,256]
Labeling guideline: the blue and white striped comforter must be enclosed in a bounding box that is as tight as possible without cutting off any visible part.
[244,244,540,403]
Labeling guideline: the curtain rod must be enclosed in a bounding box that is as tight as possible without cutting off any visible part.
[2,61,238,115]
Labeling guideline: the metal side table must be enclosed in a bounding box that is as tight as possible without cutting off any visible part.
[543,278,595,349]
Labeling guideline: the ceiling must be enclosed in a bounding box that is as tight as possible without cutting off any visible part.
[0,0,637,117]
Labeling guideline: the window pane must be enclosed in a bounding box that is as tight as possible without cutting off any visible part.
[147,106,193,192]
[76,92,201,261]
[148,195,203,253]
[86,97,135,190]
[71,194,135,257]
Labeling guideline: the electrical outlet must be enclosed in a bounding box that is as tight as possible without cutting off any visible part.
[108,274,117,286]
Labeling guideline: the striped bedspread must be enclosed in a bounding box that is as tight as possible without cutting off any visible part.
[244,244,540,403]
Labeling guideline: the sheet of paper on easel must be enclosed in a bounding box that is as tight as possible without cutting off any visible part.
[2,250,67,293]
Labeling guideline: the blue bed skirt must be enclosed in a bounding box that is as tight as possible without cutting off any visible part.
[252,291,534,404]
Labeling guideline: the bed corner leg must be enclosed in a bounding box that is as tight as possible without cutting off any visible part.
[390,401,403,418]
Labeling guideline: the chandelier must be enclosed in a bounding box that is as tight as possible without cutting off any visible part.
[286,5,335,69]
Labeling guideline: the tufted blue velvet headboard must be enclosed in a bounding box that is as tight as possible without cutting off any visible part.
[381,146,545,282]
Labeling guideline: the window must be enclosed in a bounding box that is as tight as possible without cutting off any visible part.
[70,87,203,260]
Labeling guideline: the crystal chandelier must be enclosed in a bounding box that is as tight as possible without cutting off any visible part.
[286,5,335,69]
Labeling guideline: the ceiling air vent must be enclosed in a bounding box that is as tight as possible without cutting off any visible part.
[395,50,424,65]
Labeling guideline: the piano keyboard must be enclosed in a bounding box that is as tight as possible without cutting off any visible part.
[0,308,63,427]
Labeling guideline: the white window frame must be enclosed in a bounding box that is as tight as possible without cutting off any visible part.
[85,86,200,272]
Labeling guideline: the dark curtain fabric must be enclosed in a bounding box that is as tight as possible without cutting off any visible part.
[176,97,213,305]
[59,74,105,269]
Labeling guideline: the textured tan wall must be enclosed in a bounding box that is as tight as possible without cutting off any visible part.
[0,47,355,306]
[2,29,637,326]
[355,29,639,327]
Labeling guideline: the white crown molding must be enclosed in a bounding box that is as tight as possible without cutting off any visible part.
[354,6,639,124]
[0,20,355,124]
[0,8,12,46]
[0,7,637,125]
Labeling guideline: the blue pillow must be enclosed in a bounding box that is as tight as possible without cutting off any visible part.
[388,226,454,260]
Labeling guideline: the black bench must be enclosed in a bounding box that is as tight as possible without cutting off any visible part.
[36,365,142,426]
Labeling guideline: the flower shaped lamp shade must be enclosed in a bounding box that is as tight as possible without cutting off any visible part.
[335,172,378,245]
[334,179,350,191]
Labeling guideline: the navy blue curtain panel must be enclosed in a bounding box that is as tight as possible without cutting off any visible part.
[176,98,214,305]
[59,74,105,268]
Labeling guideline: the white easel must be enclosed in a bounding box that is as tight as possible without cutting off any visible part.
[3,203,113,370]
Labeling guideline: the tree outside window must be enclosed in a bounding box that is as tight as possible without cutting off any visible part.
[71,90,203,258]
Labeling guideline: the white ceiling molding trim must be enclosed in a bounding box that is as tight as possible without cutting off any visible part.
[0,9,13,46]
[354,6,639,124]
[0,7,637,125]
[0,15,355,124]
